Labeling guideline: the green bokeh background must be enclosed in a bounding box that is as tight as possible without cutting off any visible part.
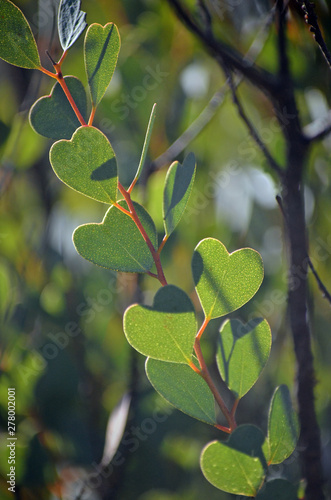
[1,1,331,499]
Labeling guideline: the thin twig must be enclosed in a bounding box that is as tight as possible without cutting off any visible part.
[166,0,277,96]
[277,0,289,77]
[224,66,283,176]
[308,258,331,306]
[300,0,331,69]
[151,7,276,170]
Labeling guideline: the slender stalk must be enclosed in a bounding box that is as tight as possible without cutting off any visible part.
[38,66,58,79]
[58,76,87,127]
[157,235,168,254]
[194,317,236,431]
[41,53,87,127]
[118,183,168,286]
[194,337,236,431]
[88,106,96,126]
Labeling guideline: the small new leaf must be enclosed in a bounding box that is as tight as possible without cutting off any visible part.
[163,153,196,236]
[58,0,87,52]
[0,0,40,69]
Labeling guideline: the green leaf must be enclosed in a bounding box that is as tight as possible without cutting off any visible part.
[29,77,87,140]
[50,126,117,204]
[58,0,87,51]
[124,285,197,364]
[163,153,196,237]
[201,425,266,496]
[0,0,40,69]
[256,479,298,500]
[84,22,121,107]
[192,238,264,319]
[263,385,299,465]
[146,358,216,425]
[73,200,157,273]
[131,103,157,188]
[216,318,272,399]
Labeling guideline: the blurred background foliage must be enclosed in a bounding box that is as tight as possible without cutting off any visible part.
[1,0,331,498]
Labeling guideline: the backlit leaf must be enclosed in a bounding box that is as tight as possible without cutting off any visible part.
[192,238,264,319]
[146,358,216,425]
[263,385,299,465]
[163,153,196,236]
[50,126,117,204]
[201,425,266,496]
[58,0,87,51]
[217,318,272,398]
[73,200,157,273]
[124,285,197,364]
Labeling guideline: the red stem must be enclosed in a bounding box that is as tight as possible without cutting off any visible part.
[118,183,168,286]
[194,318,237,432]
[38,59,87,127]
[88,106,96,126]
[158,234,168,254]
[58,75,87,126]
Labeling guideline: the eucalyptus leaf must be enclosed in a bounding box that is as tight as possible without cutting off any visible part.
[163,153,196,236]
[124,285,197,364]
[0,0,40,69]
[73,200,157,273]
[131,104,157,188]
[50,126,117,204]
[263,385,299,465]
[58,0,87,51]
[217,318,272,398]
[84,22,121,107]
[146,358,216,425]
[192,238,264,319]
[201,425,266,496]
[30,76,87,140]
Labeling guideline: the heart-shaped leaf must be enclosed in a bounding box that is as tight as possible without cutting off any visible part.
[263,385,299,465]
[29,76,87,140]
[84,22,121,108]
[73,200,157,273]
[192,238,264,319]
[50,126,117,204]
[146,358,216,425]
[201,425,266,496]
[124,285,197,364]
[0,0,40,69]
[58,0,87,51]
[256,479,298,500]
[163,153,196,237]
[217,318,272,399]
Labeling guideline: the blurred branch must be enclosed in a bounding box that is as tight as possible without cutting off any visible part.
[166,0,278,96]
[308,258,331,306]
[300,0,331,69]
[277,195,331,306]
[151,7,276,170]
[224,65,283,175]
